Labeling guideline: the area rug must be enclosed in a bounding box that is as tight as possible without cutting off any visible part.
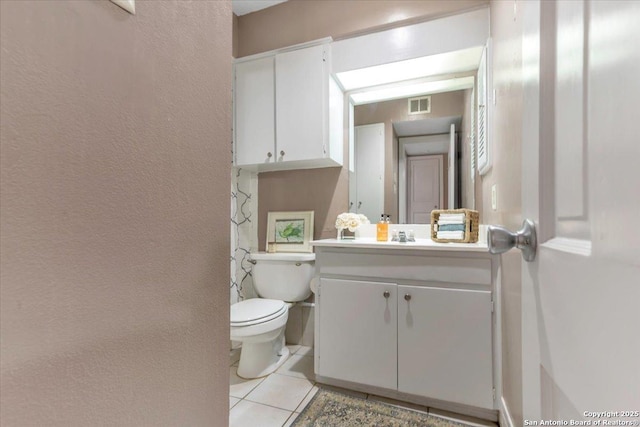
[291,388,469,427]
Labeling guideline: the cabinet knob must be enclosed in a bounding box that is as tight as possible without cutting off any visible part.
[404,294,411,301]
[383,291,390,299]
[280,150,285,156]
[267,152,273,158]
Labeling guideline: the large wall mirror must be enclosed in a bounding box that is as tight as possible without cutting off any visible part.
[336,49,485,224]
[331,8,489,224]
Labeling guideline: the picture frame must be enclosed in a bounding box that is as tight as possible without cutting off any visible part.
[266,211,314,253]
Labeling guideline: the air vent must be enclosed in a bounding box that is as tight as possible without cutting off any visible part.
[408,96,431,115]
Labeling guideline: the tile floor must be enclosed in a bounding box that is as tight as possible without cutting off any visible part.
[229,345,316,427]
[229,345,498,427]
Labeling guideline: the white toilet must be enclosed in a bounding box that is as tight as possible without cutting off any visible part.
[230,252,315,379]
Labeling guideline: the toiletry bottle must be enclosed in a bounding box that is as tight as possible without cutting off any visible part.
[377,214,388,242]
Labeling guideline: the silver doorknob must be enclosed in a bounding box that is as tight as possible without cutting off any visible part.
[383,291,390,298]
[487,219,537,262]
[404,294,411,301]
[267,152,273,158]
[280,150,285,156]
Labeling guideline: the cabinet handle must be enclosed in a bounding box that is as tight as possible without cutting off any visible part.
[280,150,285,156]
[267,152,273,158]
[404,294,411,301]
[383,291,390,299]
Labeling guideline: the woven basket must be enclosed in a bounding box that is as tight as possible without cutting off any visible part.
[431,209,479,243]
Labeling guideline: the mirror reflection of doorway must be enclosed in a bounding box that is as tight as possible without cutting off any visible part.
[350,123,384,222]
[407,155,444,224]
[398,126,456,223]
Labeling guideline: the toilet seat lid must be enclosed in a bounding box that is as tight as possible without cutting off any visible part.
[230,299,287,326]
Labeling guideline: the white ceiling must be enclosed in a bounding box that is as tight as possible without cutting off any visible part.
[339,47,481,106]
[336,47,483,92]
[232,0,288,16]
[394,115,462,138]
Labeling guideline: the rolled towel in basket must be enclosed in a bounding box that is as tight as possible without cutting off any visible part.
[437,231,465,240]
[438,224,465,232]
[438,213,466,222]
[438,219,466,226]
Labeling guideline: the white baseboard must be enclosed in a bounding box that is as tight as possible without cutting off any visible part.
[499,396,515,427]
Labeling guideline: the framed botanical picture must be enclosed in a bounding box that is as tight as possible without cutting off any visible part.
[266,211,314,253]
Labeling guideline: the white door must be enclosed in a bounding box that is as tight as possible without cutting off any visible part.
[521,0,640,419]
[407,155,442,224]
[354,123,384,222]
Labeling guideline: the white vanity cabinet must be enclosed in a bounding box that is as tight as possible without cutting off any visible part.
[233,42,343,171]
[313,244,498,420]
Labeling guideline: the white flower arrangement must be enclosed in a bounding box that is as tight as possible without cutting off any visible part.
[335,212,370,239]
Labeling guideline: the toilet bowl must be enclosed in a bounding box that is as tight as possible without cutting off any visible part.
[230,252,315,379]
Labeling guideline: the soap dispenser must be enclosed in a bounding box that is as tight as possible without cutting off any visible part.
[377,214,388,242]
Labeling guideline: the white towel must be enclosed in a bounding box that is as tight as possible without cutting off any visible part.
[437,219,465,225]
[437,231,465,240]
[438,213,465,222]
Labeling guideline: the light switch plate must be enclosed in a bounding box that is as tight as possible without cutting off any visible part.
[491,184,498,210]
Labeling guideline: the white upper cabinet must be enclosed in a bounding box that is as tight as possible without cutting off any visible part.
[275,44,327,163]
[233,42,343,171]
[234,56,275,167]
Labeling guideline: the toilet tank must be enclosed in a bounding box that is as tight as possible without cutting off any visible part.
[250,252,315,302]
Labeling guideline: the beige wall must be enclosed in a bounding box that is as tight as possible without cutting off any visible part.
[354,91,466,219]
[237,0,488,243]
[258,167,345,249]
[233,13,239,58]
[486,0,524,423]
[0,1,231,425]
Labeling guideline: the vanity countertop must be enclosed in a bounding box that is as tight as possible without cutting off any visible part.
[311,237,489,252]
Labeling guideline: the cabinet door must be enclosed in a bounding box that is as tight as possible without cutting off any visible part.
[275,44,327,162]
[398,285,493,409]
[234,56,275,166]
[317,278,397,389]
